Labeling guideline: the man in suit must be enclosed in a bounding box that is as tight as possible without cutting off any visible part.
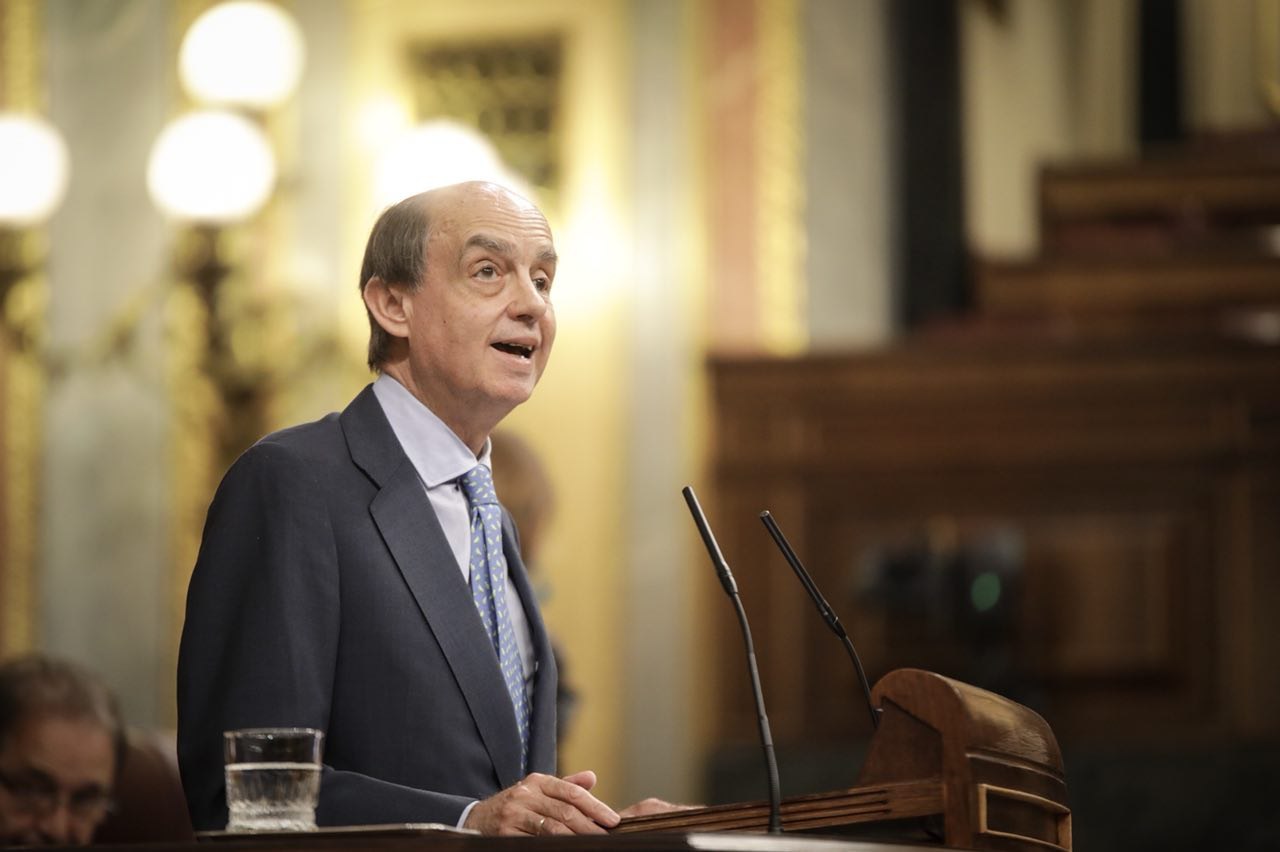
[177,181,630,836]
[0,655,124,846]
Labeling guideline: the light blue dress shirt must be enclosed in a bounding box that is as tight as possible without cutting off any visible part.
[371,374,537,690]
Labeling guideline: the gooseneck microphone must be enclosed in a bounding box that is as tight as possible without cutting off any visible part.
[682,486,782,834]
[759,511,881,731]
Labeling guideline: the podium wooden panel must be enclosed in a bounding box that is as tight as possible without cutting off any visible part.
[83,832,950,852]
[618,670,1068,852]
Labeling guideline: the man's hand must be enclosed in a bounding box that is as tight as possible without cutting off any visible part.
[464,770,621,836]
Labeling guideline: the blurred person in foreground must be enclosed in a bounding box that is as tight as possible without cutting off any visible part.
[0,655,124,846]
[178,181,674,836]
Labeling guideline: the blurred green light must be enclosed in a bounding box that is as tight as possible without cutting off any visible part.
[970,572,1002,612]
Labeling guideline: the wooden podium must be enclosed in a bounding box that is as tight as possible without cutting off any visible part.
[83,671,1066,851]
[616,669,1070,852]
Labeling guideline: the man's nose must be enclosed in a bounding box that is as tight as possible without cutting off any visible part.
[507,272,549,319]
[36,801,78,844]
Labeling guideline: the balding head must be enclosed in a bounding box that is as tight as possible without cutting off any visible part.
[358,182,544,371]
[359,180,557,451]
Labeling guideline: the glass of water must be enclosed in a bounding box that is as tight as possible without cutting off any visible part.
[223,728,323,832]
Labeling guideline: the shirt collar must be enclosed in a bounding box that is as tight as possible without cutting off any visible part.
[372,373,492,488]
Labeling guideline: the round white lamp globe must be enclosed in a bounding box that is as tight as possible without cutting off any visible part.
[147,109,277,224]
[0,113,70,227]
[179,0,305,109]
[373,120,533,209]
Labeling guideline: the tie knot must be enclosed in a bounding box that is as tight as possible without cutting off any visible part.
[459,464,499,507]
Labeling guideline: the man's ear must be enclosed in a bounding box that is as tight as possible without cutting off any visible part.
[363,276,411,339]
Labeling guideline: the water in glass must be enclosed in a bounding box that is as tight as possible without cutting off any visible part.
[225,761,321,832]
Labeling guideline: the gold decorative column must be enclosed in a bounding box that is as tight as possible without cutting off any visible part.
[702,0,806,354]
[0,0,46,656]
[756,0,806,354]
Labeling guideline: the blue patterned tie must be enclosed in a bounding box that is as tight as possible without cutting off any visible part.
[459,464,530,772]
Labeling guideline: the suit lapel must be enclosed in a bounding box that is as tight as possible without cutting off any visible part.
[341,386,525,788]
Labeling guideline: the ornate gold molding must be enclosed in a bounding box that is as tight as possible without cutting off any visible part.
[408,36,565,208]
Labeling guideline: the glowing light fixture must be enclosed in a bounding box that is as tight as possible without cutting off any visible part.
[147,110,277,223]
[355,95,411,152]
[179,0,305,109]
[373,120,532,209]
[0,113,70,227]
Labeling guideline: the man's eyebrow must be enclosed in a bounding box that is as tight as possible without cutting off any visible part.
[463,234,515,255]
[70,782,111,797]
[7,765,57,786]
[462,234,557,265]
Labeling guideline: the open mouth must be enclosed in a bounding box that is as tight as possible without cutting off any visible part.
[492,342,535,360]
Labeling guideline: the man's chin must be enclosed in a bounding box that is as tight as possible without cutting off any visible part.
[489,378,539,408]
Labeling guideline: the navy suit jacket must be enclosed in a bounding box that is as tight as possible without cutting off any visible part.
[177,385,558,832]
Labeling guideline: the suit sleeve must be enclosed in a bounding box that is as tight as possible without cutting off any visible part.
[176,441,474,832]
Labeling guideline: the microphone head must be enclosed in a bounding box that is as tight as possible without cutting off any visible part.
[682,485,738,597]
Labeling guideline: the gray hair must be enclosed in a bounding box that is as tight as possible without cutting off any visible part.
[359,193,432,371]
[0,654,126,777]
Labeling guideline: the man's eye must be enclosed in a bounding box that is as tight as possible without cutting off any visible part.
[69,789,113,814]
[477,265,499,279]
[6,775,56,797]
[534,277,551,293]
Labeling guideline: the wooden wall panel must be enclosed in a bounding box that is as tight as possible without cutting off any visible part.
[708,338,1280,753]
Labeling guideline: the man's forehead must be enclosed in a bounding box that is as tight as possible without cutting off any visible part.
[424,186,554,255]
[424,181,542,220]
[0,716,115,789]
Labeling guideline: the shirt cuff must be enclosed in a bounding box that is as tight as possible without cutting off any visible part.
[457,800,480,830]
